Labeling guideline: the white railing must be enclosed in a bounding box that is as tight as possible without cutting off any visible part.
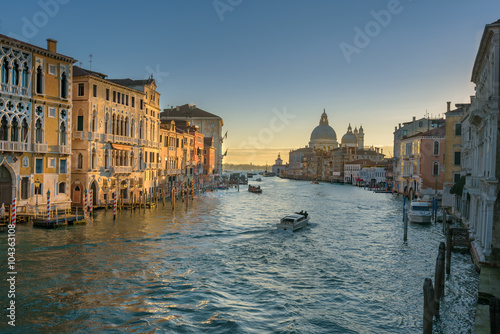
[112,166,132,174]
[59,145,71,154]
[0,141,30,152]
[33,143,48,153]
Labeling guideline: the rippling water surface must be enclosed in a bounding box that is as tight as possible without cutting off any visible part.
[1,178,478,333]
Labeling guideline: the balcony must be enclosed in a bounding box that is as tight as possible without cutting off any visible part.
[73,131,84,140]
[59,145,71,155]
[104,134,114,142]
[139,139,147,146]
[0,141,30,152]
[33,143,48,153]
[88,132,100,141]
[112,166,132,174]
[466,176,480,189]
[0,83,29,97]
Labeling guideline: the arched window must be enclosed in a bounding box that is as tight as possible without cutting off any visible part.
[11,117,19,142]
[139,120,143,139]
[1,58,9,84]
[60,122,66,145]
[21,63,29,88]
[0,117,8,141]
[104,150,109,169]
[91,111,96,132]
[433,162,439,176]
[61,72,68,98]
[131,119,135,138]
[139,153,143,170]
[12,62,19,86]
[58,182,66,194]
[104,114,109,134]
[91,149,96,170]
[36,65,43,94]
[35,119,43,143]
[21,119,28,142]
[77,153,83,169]
[433,141,439,156]
[112,114,116,135]
[125,117,129,136]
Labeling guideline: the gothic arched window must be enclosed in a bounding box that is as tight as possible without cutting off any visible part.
[77,153,83,169]
[21,63,29,88]
[11,117,19,142]
[61,72,68,98]
[60,122,66,145]
[36,65,44,94]
[1,58,9,84]
[21,119,28,142]
[104,114,109,134]
[35,119,43,143]
[0,117,8,141]
[12,62,19,86]
[104,150,109,169]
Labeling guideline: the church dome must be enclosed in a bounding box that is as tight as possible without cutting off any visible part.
[341,124,357,147]
[310,110,337,141]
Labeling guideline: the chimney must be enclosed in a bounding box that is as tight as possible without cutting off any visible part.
[46,38,57,53]
[447,101,451,112]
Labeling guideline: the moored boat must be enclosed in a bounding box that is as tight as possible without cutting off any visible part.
[407,200,432,224]
[277,211,309,231]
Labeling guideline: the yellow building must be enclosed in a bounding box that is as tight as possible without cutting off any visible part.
[71,66,161,206]
[442,102,468,207]
[0,35,76,212]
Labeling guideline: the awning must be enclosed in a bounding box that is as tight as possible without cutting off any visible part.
[112,144,131,151]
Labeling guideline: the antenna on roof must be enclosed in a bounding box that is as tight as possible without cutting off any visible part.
[89,54,93,70]
[79,61,83,67]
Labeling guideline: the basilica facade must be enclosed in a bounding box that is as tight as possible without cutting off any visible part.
[286,110,385,181]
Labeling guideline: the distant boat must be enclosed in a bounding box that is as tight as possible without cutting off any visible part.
[277,212,309,231]
[255,178,262,182]
[312,180,319,184]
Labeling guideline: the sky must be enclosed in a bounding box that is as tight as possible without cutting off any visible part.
[1,0,499,164]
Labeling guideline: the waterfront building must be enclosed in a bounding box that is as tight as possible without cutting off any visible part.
[442,102,468,209]
[203,137,216,186]
[160,104,224,179]
[71,66,161,206]
[344,159,377,185]
[461,19,500,263]
[286,146,314,178]
[271,153,287,176]
[359,166,386,188]
[398,126,446,198]
[159,120,181,194]
[393,116,445,194]
[0,35,76,211]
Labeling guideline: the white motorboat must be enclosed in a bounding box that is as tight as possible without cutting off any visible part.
[407,200,432,224]
[277,212,309,231]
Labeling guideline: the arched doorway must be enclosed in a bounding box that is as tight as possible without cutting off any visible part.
[0,165,12,205]
[73,185,81,204]
[90,181,97,206]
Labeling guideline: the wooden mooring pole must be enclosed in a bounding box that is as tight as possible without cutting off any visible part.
[423,278,435,334]
[491,297,500,333]
[434,242,445,315]
[446,223,452,275]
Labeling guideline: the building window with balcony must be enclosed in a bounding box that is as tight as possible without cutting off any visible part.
[92,112,97,132]
[60,159,67,174]
[12,61,19,86]
[112,114,116,135]
[36,66,44,94]
[0,117,9,141]
[60,122,67,145]
[76,152,83,170]
[58,182,66,194]
[104,114,109,134]
[61,72,68,98]
[35,119,43,143]
[125,117,129,136]
[1,58,10,84]
[11,117,18,142]
[21,119,28,142]
[432,162,439,176]
[433,141,439,156]
[35,158,43,173]
[21,63,29,88]
[104,150,109,169]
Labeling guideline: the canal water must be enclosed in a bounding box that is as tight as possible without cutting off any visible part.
[1,177,478,333]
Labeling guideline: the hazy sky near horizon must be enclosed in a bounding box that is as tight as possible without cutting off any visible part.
[2,0,499,164]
